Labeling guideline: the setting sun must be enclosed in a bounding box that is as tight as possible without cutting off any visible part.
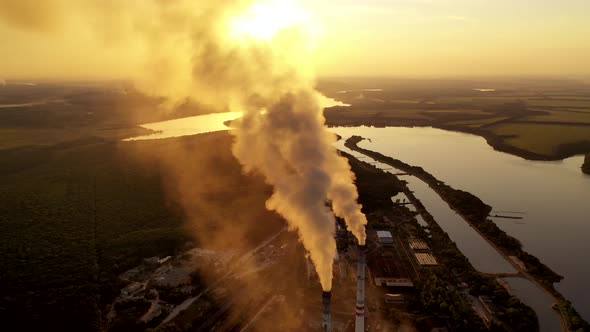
[229,0,308,41]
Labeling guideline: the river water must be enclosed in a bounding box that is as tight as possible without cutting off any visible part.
[123,111,243,141]
[504,277,562,332]
[332,126,590,323]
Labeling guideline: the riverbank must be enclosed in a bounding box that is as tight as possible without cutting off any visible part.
[344,135,590,332]
[340,150,538,331]
[327,119,589,162]
[439,124,590,162]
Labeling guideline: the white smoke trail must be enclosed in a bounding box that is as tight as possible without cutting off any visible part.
[0,0,367,291]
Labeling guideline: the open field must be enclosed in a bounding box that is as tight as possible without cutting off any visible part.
[522,109,590,124]
[526,99,590,108]
[0,82,222,150]
[485,123,590,156]
[322,77,590,160]
[445,116,511,128]
[0,127,152,150]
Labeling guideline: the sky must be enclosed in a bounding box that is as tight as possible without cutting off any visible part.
[1,0,589,80]
[304,0,590,77]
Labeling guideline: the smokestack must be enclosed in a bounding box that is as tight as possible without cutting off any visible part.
[355,245,366,332]
[322,291,332,332]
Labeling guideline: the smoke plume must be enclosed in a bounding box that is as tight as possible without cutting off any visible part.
[0,0,367,291]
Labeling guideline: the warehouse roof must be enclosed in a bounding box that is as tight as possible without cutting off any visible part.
[376,230,393,239]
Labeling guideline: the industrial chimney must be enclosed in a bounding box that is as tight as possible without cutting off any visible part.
[322,291,332,332]
[355,245,366,332]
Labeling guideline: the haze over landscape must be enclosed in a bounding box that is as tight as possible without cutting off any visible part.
[1,1,590,332]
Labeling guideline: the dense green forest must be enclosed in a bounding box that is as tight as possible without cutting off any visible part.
[0,138,184,330]
[0,130,280,331]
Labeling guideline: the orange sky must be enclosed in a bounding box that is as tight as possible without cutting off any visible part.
[1,0,589,80]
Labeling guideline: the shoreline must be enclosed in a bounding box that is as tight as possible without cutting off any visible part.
[343,135,589,331]
[325,120,590,162]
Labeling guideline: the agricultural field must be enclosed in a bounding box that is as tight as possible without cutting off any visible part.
[526,99,590,108]
[444,116,510,128]
[322,77,590,159]
[485,123,590,157]
[523,109,590,124]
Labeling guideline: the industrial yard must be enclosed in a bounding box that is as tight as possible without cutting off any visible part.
[100,150,451,332]
[81,143,550,332]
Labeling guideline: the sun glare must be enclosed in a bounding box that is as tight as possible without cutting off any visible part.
[230,0,308,41]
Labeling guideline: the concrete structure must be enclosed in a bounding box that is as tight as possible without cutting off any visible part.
[322,291,332,332]
[368,250,414,288]
[355,245,366,332]
[154,267,192,287]
[414,252,438,266]
[376,230,394,245]
[409,239,430,251]
[384,293,405,304]
[375,277,414,287]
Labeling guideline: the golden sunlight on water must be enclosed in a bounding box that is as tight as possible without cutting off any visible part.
[124,111,243,141]
[124,95,347,141]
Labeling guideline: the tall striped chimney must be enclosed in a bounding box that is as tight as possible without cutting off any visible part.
[322,291,332,332]
[355,245,366,332]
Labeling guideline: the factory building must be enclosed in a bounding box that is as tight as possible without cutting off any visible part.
[384,293,405,305]
[368,249,414,288]
[409,239,430,251]
[376,230,394,246]
[414,252,438,266]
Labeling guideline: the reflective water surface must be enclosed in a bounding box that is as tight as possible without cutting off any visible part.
[332,132,563,331]
[332,135,517,274]
[333,126,590,321]
[504,277,563,332]
[124,111,243,141]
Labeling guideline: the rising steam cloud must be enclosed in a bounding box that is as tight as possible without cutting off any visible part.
[0,0,367,291]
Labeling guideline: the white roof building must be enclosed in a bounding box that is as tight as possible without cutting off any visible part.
[376,230,394,245]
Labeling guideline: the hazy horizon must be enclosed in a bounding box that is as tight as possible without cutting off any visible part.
[1,0,589,81]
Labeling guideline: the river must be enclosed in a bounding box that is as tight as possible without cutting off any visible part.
[331,130,562,331]
[332,126,590,323]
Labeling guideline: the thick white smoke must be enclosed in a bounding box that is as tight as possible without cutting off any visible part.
[0,0,367,291]
[232,89,367,290]
[223,1,368,290]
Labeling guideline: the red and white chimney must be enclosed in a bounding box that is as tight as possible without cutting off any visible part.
[355,245,366,332]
